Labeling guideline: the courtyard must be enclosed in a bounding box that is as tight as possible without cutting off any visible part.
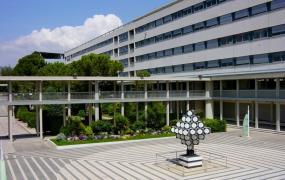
[3,128,285,180]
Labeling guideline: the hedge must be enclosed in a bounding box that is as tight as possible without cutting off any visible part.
[16,106,36,128]
[202,119,227,132]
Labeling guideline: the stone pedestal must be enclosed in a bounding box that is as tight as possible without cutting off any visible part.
[178,154,203,168]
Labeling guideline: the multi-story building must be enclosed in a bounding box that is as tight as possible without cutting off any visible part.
[65,0,285,131]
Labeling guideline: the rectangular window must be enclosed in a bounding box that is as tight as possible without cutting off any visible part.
[206,18,218,27]
[236,56,250,65]
[119,45,128,56]
[174,47,183,55]
[207,39,219,49]
[194,62,206,70]
[221,58,234,67]
[207,60,220,68]
[164,49,173,56]
[163,32,172,40]
[194,22,205,31]
[163,15,172,23]
[206,0,217,7]
[220,14,232,25]
[183,7,192,16]
[184,63,194,71]
[219,36,233,46]
[148,53,156,60]
[165,66,173,73]
[253,54,269,64]
[155,18,163,27]
[183,25,193,34]
[172,29,182,38]
[156,51,164,58]
[271,52,285,62]
[155,34,164,42]
[183,44,194,53]
[271,0,285,10]
[193,2,204,12]
[157,67,165,74]
[120,59,129,67]
[253,29,268,39]
[195,42,206,51]
[271,24,285,36]
[172,11,183,20]
[149,21,156,29]
[234,9,249,20]
[251,3,268,16]
[173,65,183,72]
[119,32,128,43]
[234,32,251,43]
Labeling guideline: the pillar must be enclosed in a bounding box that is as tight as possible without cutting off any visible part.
[186,81,190,110]
[94,81,99,121]
[220,100,223,120]
[236,80,239,98]
[8,106,13,141]
[236,101,240,127]
[36,106,39,136]
[144,81,148,120]
[63,105,66,127]
[255,101,259,128]
[88,104,92,125]
[276,102,280,132]
[39,105,43,139]
[255,79,258,98]
[166,81,170,125]
[205,81,214,119]
[121,81,125,116]
[67,81,71,116]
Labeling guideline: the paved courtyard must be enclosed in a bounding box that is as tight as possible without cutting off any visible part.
[3,128,285,180]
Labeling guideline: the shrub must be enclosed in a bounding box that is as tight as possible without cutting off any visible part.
[170,119,178,126]
[16,106,36,128]
[56,133,66,141]
[125,128,134,135]
[202,119,227,132]
[162,125,171,132]
[146,102,165,130]
[84,126,94,138]
[60,116,86,136]
[130,120,146,132]
[77,110,86,118]
[91,120,112,134]
[114,114,129,135]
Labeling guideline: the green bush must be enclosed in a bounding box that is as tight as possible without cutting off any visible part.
[114,114,129,135]
[162,125,171,132]
[130,120,146,132]
[84,126,94,138]
[91,120,112,134]
[16,106,36,128]
[146,102,165,130]
[77,110,86,118]
[60,116,86,136]
[16,106,28,119]
[202,119,227,132]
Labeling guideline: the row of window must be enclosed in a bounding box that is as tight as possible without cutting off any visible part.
[143,51,285,75]
[135,0,285,49]
[120,59,129,67]
[135,0,230,34]
[119,45,129,56]
[119,32,129,43]
[135,24,285,63]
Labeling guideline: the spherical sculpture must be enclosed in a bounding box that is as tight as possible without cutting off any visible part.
[171,110,211,157]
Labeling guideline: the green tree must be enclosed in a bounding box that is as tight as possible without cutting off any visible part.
[114,114,129,135]
[14,52,46,76]
[146,102,165,130]
[0,66,14,76]
[38,62,70,76]
[136,70,150,78]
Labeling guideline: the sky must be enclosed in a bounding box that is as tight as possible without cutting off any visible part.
[0,0,172,67]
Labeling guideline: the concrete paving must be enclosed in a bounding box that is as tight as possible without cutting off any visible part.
[3,128,285,180]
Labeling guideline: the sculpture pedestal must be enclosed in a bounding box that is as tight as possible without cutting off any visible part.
[178,154,203,168]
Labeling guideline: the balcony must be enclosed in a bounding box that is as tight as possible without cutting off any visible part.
[213,89,285,99]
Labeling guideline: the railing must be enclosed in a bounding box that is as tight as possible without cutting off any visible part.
[257,90,277,99]
[43,92,68,100]
[213,90,220,97]
[212,89,284,99]
[100,91,121,99]
[222,90,237,98]
[190,90,206,97]
[280,90,285,99]
[125,91,145,99]
[13,93,39,101]
[148,91,167,98]
[238,90,255,98]
[71,92,93,100]
[170,90,187,97]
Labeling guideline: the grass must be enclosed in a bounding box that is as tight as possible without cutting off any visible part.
[51,133,175,146]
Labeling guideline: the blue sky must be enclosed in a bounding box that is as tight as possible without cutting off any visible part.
[0,0,172,66]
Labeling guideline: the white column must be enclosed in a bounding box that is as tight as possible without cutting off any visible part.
[36,106,39,136]
[220,100,223,120]
[276,102,280,132]
[8,106,13,141]
[236,80,239,98]
[270,103,274,125]
[63,105,66,127]
[205,81,214,119]
[67,81,71,116]
[186,81,190,110]
[94,81,99,121]
[255,101,259,128]
[144,81,148,120]
[166,81,170,125]
[255,79,258,98]
[236,101,240,127]
[276,78,280,99]
[121,81,124,116]
[88,104,92,125]
[220,80,223,97]
[39,105,43,139]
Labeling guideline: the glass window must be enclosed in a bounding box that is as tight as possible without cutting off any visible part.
[234,32,251,43]
[183,25,193,34]
[120,59,129,67]
[163,32,172,40]
[193,2,204,12]
[206,0,217,7]
[194,62,206,70]
[165,66,173,73]
[172,11,183,20]
[147,37,155,45]
[207,60,220,68]
[236,56,250,65]
[234,9,249,20]
[220,14,232,25]
[271,52,285,62]
[172,29,182,38]
[253,54,269,64]
[221,58,234,67]
[253,29,268,39]
[184,63,194,71]
[173,65,183,72]
[183,7,192,16]
[156,51,164,58]
[149,21,156,29]
[183,44,194,53]
[271,0,285,10]
[219,36,233,46]
[119,32,128,43]
[206,18,218,27]
[174,47,183,55]
[194,22,205,31]
[148,53,156,60]
[163,15,172,23]
[164,49,173,56]
[119,45,128,55]
[157,67,165,74]
[272,24,285,36]
[207,39,219,49]
[252,3,268,16]
[195,42,206,51]
[155,18,163,27]
[155,34,164,42]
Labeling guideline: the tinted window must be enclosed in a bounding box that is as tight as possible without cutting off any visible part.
[193,2,204,12]
[184,64,194,71]
[165,66,173,73]
[155,19,163,26]
[183,7,192,16]
[220,14,232,25]
[172,29,182,38]
[172,11,183,20]
[207,39,219,49]
[207,60,220,68]
[173,65,183,72]
[184,44,194,53]
[163,15,172,23]
[219,36,233,46]
[174,47,183,55]
[271,0,285,10]
[164,49,173,56]
[163,32,172,40]
[272,24,285,36]
[234,32,251,43]
[183,25,193,34]
[253,29,268,39]
[148,53,156,60]
[253,54,269,64]
[155,34,164,42]
[206,0,217,7]
[195,62,206,69]
[195,42,206,51]
[194,22,205,31]
[206,18,219,27]
[236,56,250,65]
[271,52,285,62]
[156,51,164,58]
[234,9,249,20]
[221,58,234,66]
[252,3,268,16]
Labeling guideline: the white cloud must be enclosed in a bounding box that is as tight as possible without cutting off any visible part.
[0,14,123,66]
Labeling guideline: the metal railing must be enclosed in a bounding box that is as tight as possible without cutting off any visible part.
[125,91,145,99]
[148,91,167,98]
[13,93,39,101]
[238,90,255,98]
[257,90,277,99]
[100,91,121,99]
[190,90,206,97]
[170,90,187,97]
[43,92,68,100]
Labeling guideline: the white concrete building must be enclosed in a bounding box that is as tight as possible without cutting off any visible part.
[62,0,285,132]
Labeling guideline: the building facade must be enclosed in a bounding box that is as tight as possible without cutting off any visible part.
[64,0,285,131]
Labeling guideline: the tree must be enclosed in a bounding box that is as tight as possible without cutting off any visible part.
[146,102,165,130]
[136,70,150,78]
[38,62,70,76]
[0,66,14,76]
[114,114,129,135]
[14,52,46,76]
